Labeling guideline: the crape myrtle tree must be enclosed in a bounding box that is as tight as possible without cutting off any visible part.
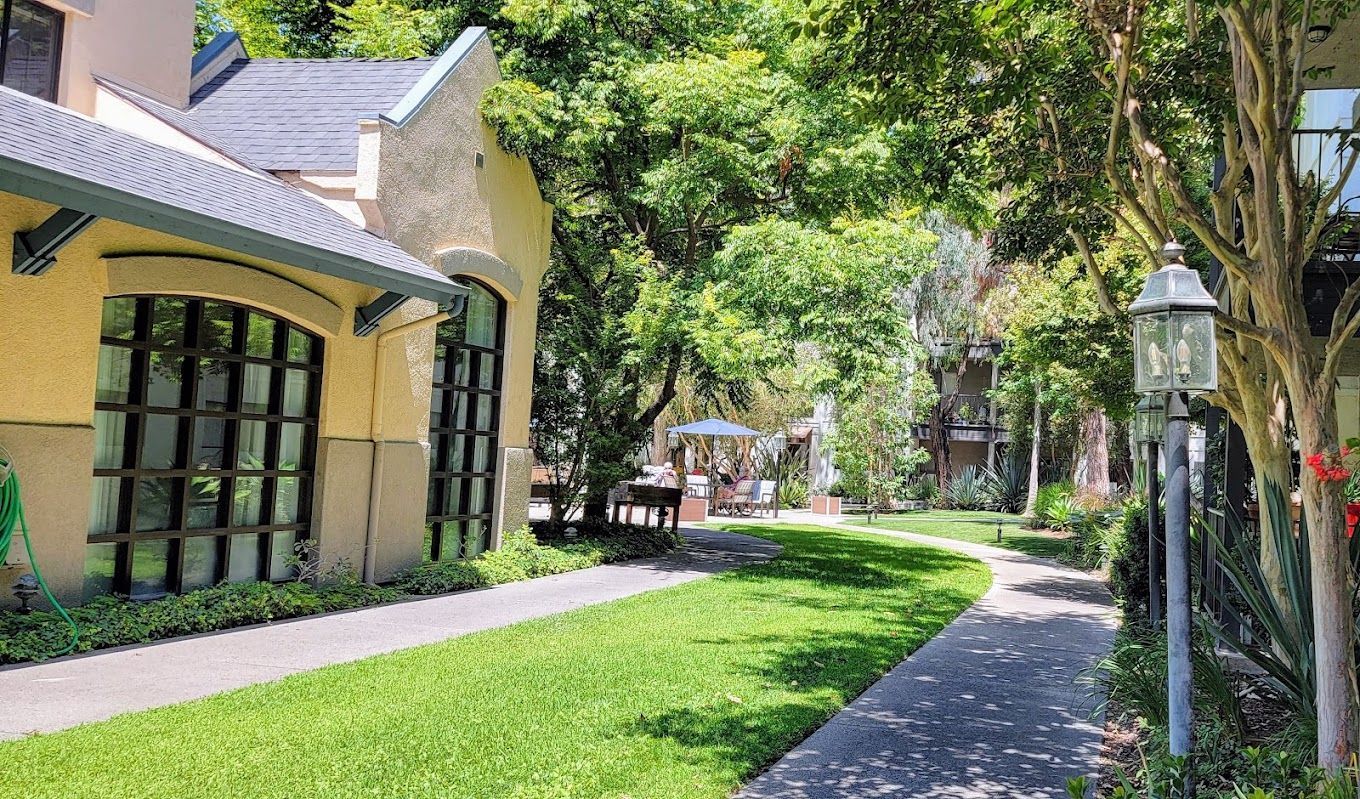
[807,0,1360,765]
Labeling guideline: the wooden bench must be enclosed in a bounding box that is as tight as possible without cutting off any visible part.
[611,482,683,531]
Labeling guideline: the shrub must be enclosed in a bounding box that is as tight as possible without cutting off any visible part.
[1082,626,1246,742]
[0,523,683,665]
[778,478,810,508]
[1063,506,1122,569]
[1200,480,1360,738]
[982,454,1028,513]
[904,474,940,503]
[1044,494,1079,530]
[0,580,403,665]
[1109,498,1158,615]
[1032,480,1074,526]
[396,524,681,595]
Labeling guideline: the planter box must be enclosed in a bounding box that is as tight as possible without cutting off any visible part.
[811,495,841,515]
[679,496,709,522]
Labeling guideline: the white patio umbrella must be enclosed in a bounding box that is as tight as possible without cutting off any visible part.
[666,418,762,514]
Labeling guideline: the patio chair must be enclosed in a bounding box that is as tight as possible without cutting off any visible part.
[751,480,777,516]
[718,478,756,516]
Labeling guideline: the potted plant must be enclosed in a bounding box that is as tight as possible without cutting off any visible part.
[810,482,841,515]
[1303,440,1360,536]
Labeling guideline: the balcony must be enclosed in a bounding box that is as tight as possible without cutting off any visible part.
[946,393,995,425]
[1293,127,1360,234]
[911,393,1008,444]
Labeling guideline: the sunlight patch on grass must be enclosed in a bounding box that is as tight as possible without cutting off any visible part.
[0,525,989,799]
[853,509,1072,559]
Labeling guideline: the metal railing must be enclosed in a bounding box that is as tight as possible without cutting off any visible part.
[947,393,995,424]
[1293,127,1360,217]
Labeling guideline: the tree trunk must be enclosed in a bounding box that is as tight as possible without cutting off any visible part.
[928,405,953,495]
[1075,407,1110,501]
[1232,388,1295,616]
[1024,391,1042,517]
[1292,387,1359,768]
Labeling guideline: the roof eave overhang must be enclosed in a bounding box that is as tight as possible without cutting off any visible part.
[0,156,457,303]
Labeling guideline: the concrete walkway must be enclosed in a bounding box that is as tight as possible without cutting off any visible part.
[737,519,1118,799]
[0,528,779,740]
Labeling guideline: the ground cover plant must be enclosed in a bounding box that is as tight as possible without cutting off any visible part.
[0,523,678,665]
[0,524,988,799]
[853,509,1071,560]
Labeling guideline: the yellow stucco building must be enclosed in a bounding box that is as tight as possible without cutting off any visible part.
[0,0,551,605]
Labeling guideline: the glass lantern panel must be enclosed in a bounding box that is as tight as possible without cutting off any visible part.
[1133,312,1173,393]
[1170,310,1217,393]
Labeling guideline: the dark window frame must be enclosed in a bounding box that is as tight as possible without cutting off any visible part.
[0,0,65,102]
[87,295,323,600]
[425,279,506,562]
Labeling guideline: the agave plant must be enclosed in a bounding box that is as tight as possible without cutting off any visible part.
[945,465,989,510]
[1199,480,1360,731]
[983,453,1028,514]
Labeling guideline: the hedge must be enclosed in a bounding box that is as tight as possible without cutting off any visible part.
[0,522,682,665]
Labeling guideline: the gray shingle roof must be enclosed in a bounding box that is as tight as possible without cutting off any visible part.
[185,58,436,171]
[0,86,457,303]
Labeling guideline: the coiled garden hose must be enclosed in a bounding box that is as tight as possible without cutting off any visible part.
[0,455,79,656]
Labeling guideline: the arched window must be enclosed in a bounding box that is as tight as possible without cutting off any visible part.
[426,281,505,561]
[85,296,323,600]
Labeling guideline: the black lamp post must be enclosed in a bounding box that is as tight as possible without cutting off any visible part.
[1130,241,1218,759]
[1134,395,1166,625]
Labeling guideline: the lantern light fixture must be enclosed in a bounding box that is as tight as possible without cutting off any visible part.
[1129,242,1218,395]
[1134,394,1167,445]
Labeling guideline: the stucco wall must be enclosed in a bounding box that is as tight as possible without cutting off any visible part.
[0,191,433,603]
[60,0,195,114]
[373,32,552,550]
[374,33,552,455]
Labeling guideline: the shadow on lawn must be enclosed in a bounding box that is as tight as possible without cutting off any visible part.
[626,527,1114,797]
[623,524,987,778]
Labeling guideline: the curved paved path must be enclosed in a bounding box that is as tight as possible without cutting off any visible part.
[737,520,1118,799]
[0,529,778,740]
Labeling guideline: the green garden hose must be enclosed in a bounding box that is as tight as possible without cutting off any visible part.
[0,455,79,656]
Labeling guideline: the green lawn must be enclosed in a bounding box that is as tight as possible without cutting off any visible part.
[853,509,1073,559]
[1,524,989,799]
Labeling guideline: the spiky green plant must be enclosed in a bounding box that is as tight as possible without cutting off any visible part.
[945,465,989,510]
[1199,480,1360,734]
[983,453,1028,513]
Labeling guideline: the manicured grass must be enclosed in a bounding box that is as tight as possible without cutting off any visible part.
[854,509,1073,559]
[0,525,989,799]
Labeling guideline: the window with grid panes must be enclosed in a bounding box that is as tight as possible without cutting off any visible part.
[426,281,504,561]
[85,296,322,600]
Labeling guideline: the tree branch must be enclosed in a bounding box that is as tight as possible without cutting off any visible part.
[1070,228,1123,317]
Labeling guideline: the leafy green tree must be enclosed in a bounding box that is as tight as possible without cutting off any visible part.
[477,0,951,515]
[995,238,1145,498]
[826,370,934,507]
[194,0,350,56]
